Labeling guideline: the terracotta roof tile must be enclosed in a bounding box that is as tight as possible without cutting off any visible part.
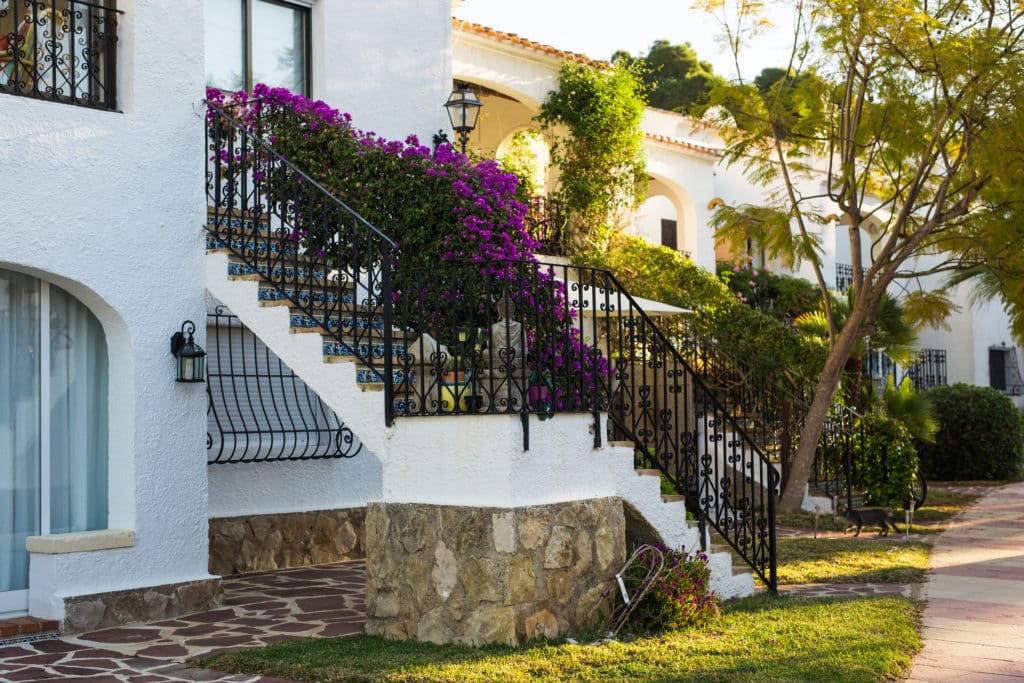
[453,18,609,67]
[644,133,723,157]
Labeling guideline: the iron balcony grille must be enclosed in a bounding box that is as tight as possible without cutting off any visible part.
[906,348,948,391]
[0,0,120,110]
[206,306,362,464]
[835,263,854,292]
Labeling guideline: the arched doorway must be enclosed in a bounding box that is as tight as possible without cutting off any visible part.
[0,268,109,616]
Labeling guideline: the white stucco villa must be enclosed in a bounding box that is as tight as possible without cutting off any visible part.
[0,0,1018,646]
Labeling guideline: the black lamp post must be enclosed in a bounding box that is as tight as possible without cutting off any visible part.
[171,320,206,383]
[444,84,483,154]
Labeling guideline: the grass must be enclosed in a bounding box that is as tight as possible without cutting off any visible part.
[202,594,921,683]
[776,484,987,534]
[776,538,929,585]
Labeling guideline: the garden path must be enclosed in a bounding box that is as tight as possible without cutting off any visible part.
[907,480,1024,682]
[0,561,365,682]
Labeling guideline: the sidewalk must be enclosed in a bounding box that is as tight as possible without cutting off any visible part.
[907,480,1024,682]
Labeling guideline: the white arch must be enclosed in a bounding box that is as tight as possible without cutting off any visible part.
[638,173,698,258]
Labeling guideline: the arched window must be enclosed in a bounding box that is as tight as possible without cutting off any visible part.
[0,268,108,616]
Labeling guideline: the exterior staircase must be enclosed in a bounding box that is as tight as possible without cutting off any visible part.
[204,98,767,594]
[205,231,754,597]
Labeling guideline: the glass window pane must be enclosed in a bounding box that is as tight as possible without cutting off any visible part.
[204,0,244,91]
[0,269,40,595]
[251,0,307,94]
[49,285,108,535]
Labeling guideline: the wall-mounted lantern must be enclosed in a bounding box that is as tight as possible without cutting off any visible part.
[171,320,206,383]
[444,83,483,154]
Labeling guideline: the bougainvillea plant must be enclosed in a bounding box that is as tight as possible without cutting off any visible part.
[626,544,720,633]
[207,85,609,411]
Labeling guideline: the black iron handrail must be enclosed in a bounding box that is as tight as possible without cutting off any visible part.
[205,100,399,424]
[389,257,779,589]
[0,0,120,110]
[667,313,862,509]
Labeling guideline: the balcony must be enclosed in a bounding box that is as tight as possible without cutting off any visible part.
[0,0,120,111]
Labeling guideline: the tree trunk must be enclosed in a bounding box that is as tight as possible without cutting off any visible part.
[778,304,869,513]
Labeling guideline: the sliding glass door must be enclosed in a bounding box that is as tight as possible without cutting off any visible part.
[0,269,108,617]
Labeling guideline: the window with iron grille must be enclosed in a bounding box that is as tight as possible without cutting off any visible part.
[0,0,120,110]
[906,349,947,390]
[989,345,1024,396]
[206,306,361,464]
[204,0,310,96]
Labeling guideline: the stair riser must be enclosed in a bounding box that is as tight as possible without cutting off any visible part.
[259,287,354,307]
[293,314,385,334]
[323,340,405,361]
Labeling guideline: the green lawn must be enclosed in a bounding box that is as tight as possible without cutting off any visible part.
[202,594,921,683]
[776,485,986,535]
[776,538,929,585]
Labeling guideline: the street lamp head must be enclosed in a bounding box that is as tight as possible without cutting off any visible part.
[444,83,482,153]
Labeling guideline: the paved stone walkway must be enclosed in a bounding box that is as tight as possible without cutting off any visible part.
[0,561,366,682]
[907,481,1024,682]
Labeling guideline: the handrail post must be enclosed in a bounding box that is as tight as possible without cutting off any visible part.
[382,251,395,427]
[768,468,779,592]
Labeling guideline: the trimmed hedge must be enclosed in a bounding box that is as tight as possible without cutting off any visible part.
[916,384,1024,481]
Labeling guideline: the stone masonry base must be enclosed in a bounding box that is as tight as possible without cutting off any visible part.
[208,507,366,576]
[62,578,223,634]
[365,497,627,646]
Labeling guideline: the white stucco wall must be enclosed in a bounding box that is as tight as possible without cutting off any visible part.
[207,456,383,518]
[314,0,452,143]
[0,1,213,619]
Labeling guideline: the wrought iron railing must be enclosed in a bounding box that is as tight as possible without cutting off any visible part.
[835,263,854,292]
[0,0,119,110]
[906,348,947,390]
[206,306,362,463]
[663,312,866,510]
[524,196,569,257]
[391,258,779,588]
[205,100,400,423]
[206,100,778,588]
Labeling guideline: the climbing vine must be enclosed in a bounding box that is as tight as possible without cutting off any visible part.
[538,61,648,253]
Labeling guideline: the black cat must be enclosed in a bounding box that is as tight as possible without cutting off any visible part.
[841,506,901,537]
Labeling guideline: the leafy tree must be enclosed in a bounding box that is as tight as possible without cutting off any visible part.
[538,62,648,252]
[751,67,828,139]
[618,40,726,115]
[793,289,918,408]
[705,0,1024,512]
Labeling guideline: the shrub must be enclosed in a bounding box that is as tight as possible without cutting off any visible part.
[717,258,820,320]
[577,234,824,381]
[916,384,1024,481]
[852,412,920,507]
[628,545,719,633]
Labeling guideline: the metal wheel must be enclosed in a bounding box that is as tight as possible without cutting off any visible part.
[908,470,928,510]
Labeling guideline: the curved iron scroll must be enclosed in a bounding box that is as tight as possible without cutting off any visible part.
[206,306,362,464]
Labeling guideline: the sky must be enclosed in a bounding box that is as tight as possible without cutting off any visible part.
[453,0,799,80]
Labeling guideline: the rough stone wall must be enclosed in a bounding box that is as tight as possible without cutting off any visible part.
[365,497,626,646]
[63,579,222,634]
[209,508,365,576]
